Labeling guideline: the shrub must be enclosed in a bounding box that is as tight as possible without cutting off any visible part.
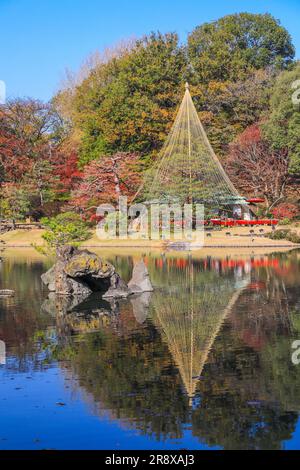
[40,212,91,249]
[267,229,289,240]
[266,229,300,243]
[288,232,300,244]
[280,218,291,225]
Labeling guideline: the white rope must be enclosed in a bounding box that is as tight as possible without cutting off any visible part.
[141,84,247,210]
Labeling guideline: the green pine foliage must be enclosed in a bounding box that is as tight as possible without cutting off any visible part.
[263,63,300,174]
[41,212,91,248]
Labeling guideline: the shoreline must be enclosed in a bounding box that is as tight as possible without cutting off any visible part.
[2,245,298,263]
[2,243,298,249]
[1,228,299,251]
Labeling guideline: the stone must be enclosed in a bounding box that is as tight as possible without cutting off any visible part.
[128,261,153,294]
[56,245,78,262]
[41,245,130,299]
[54,260,93,296]
[64,250,115,280]
[41,265,56,292]
[102,272,130,298]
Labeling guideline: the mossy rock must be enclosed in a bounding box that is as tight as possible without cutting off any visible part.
[64,251,115,279]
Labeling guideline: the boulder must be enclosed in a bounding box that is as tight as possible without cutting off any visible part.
[41,265,56,292]
[55,260,93,296]
[41,245,129,299]
[102,272,130,298]
[64,250,115,279]
[128,261,153,294]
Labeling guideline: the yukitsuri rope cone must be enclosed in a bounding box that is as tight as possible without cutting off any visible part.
[142,83,247,213]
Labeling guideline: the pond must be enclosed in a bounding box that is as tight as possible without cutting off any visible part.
[0,248,300,450]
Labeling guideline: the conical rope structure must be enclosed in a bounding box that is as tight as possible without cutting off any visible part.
[142,83,247,214]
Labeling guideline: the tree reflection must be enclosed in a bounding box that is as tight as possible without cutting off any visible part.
[2,251,300,448]
[51,253,300,448]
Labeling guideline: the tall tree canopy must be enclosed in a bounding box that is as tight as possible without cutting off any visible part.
[0,99,63,183]
[263,63,300,175]
[57,32,187,166]
[0,12,298,221]
[55,13,294,166]
[187,13,295,83]
[0,98,79,219]
[186,13,295,154]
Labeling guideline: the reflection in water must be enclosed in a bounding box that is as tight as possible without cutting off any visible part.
[1,250,300,449]
[150,258,249,401]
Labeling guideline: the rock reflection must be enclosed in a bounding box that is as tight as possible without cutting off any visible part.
[130,292,152,324]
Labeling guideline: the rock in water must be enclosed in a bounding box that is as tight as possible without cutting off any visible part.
[55,260,93,296]
[128,261,153,293]
[41,245,129,298]
[41,260,92,296]
[41,265,56,292]
[64,250,115,288]
[102,273,130,298]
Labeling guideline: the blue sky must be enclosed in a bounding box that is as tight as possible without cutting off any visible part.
[1,0,299,101]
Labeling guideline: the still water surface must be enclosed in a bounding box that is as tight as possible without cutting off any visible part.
[0,248,300,450]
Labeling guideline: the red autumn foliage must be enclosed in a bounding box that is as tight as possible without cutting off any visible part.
[52,150,83,196]
[68,152,142,216]
[226,124,290,209]
[0,109,33,181]
[271,203,299,220]
[0,99,85,217]
[0,99,60,183]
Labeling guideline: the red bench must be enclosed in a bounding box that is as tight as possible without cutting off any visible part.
[210,219,278,227]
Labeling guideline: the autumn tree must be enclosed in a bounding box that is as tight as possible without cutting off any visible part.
[0,183,31,222]
[0,98,72,218]
[50,149,82,201]
[69,152,142,216]
[192,68,275,155]
[226,124,290,210]
[186,13,295,156]
[55,32,187,166]
[0,106,32,182]
[0,99,63,182]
